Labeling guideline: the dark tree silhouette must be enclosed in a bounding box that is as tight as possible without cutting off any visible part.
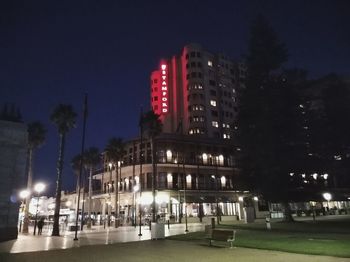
[22,121,47,233]
[105,138,125,227]
[51,104,77,236]
[140,110,162,222]
[237,15,304,221]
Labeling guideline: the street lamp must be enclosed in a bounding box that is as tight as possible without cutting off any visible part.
[33,182,45,235]
[184,174,190,233]
[323,192,332,214]
[19,190,30,233]
[133,184,139,228]
[310,201,316,221]
[108,163,113,227]
[211,175,220,225]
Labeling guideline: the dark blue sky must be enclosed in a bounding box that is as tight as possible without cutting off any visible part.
[1,0,349,195]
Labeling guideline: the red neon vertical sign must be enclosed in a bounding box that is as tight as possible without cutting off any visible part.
[161,64,168,114]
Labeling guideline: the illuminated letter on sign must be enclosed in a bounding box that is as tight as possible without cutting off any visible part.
[160,63,168,114]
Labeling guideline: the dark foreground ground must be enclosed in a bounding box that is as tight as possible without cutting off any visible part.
[1,239,350,262]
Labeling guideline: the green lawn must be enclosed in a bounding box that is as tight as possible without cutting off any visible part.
[0,238,346,262]
[167,218,350,258]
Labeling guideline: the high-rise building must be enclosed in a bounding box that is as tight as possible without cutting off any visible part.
[150,43,246,139]
[85,45,266,228]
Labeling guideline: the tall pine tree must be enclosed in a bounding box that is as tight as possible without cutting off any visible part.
[237,15,304,221]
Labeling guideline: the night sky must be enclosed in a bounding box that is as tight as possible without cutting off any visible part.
[1,0,349,195]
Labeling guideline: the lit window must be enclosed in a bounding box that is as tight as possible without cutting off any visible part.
[202,153,208,164]
[223,134,227,139]
[198,84,203,89]
[208,60,213,67]
[212,121,218,128]
[334,155,342,161]
[210,100,217,107]
[167,173,173,188]
[218,155,224,166]
[220,176,226,186]
[166,150,172,162]
[186,174,191,188]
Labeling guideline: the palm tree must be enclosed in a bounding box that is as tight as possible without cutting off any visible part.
[50,104,77,236]
[22,121,46,233]
[105,137,125,227]
[83,147,100,228]
[141,110,162,222]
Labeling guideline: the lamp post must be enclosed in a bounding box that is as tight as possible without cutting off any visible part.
[211,175,220,225]
[182,153,188,233]
[138,184,142,237]
[184,187,188,233]
[138,106,144,236]
[310,201,316,222]
[133,184,139,227]
[33,182,45,235]
[323,192,332,215]
[108,162,113,227]
[19,190,30,233]
[116,160,122,228]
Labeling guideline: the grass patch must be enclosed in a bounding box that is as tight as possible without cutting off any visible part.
[167,219,350,258]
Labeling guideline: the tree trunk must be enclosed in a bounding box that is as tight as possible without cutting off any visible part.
[22,148,33,233]
[52,134,65,236]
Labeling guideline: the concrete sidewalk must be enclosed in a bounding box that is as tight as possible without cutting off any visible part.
[0,223,204,253]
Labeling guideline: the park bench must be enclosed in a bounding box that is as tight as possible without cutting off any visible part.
[206,229,236,248]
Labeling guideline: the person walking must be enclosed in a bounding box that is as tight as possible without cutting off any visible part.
[37,218,44,235]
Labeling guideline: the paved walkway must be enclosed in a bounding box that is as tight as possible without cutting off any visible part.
[0,223,204,253]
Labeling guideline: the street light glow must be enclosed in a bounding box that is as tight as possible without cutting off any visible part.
[323,192,332,201]
[133,185,139,192]
[19,189,30,199]
[34,182,45,193]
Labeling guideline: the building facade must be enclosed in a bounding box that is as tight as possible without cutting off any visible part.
[89,134,257,225]
[0,120,27,241]
[85,45,265,225]
[150,43,246,139]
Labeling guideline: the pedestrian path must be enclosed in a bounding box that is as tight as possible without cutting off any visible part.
[0,223,204,253]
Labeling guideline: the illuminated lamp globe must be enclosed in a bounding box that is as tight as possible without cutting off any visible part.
[323,192,332,201]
